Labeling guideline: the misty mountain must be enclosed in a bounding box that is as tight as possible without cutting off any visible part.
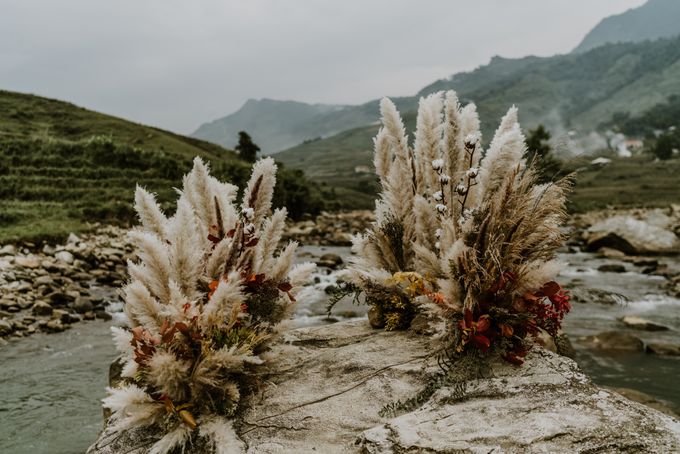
[276,35,680,192]
[573,0,680,53]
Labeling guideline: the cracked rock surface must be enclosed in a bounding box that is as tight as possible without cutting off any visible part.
[88,320,680,453]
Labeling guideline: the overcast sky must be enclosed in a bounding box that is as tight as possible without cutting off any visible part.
[1,0,645,134]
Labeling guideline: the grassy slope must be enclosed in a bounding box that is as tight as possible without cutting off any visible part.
[566,155,680,213]
[0,91,324,243]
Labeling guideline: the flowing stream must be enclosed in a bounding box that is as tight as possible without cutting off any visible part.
[1,246,679,453]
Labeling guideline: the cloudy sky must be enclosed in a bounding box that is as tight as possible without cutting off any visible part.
[1,0,645,134]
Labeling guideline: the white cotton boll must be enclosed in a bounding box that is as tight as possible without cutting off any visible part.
[431,159,444,170]
[466,167,478,178]
[134,186,167,239]
[435,203,447,213]
[435,228,442,238]
[455,184,468,195]
[464,132,480,147]
[439,174,450,184]
[242,207,254,221]
[433,191,443,202]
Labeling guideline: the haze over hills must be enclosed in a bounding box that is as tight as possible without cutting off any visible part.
[192,0,680,156]
[276,34,680,187]
[573,0,680,53]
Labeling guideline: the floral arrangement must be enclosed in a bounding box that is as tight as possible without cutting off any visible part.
[343,91,571,364]
[103,157,315,454]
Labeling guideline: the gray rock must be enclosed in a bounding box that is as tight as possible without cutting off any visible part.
[71,297,94,314]
[315,253,344,269]
[646,343,680,356]
[578,331,645,352]
[34,275,55,286]
[32,301,54,316]
[14,256,41,269]
[87,321,680,453]
[0,244,16,256]
[620,315,670,331]
[608,387,679,418]
[0,319,13,336]
[45,319,68,333]
[598,263,626,273]
[54,250,75,265]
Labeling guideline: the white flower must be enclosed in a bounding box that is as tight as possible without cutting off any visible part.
[466,167,478,178]
[435,228,442,238]
[439,174,450,184]
[435,241,441,249]
[242,207,255,221]
[464,132,480,146]
[433,191,443,202]
[435,204,447,213]
[243,223,255,235]
[455,184,468,196]
[431,159,444,171]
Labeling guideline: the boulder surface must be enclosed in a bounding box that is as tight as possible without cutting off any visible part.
[88,320,680,453]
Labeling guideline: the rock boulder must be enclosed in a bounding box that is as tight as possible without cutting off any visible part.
[87,320,680,453]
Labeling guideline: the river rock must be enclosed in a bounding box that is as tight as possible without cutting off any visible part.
[620,316,670,331]
[316,253,344,269]
[584,215,680,255]
[87,321,680,453]
[608,387,679,418]
[597,263,626,273]
[0,319,13,336]
[45,319,67,333]
[597,247,626,259]
[32,301,53,316]
[71,297,94,314]
[54,250,75,265]
[14,256,41,269]
[0,244,16,256]
[646,343,680,356]
[578,331,644,352]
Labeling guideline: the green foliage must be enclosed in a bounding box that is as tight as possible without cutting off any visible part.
[0,91,325,242]
[235,131,260,163]
[566,155,680,212]
[608,95,680,136]
[650,130,680,161]
[524,125,563,183]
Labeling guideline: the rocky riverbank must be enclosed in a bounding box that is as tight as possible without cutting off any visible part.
[87,320,680,453]
[0,226,130,343]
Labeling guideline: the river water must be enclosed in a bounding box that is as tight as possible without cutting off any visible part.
[1,246,679,453]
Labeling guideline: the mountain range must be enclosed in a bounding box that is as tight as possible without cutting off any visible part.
[192,0,680,157]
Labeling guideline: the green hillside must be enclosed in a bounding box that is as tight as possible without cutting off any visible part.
[573,0,680,53]
[0,90,323,243]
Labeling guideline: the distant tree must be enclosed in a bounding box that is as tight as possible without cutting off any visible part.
[235,131,260,163]
[650,130,679,160]
[525,125,562,183]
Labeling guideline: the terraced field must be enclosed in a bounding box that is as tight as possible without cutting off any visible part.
[0,91,323,243]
